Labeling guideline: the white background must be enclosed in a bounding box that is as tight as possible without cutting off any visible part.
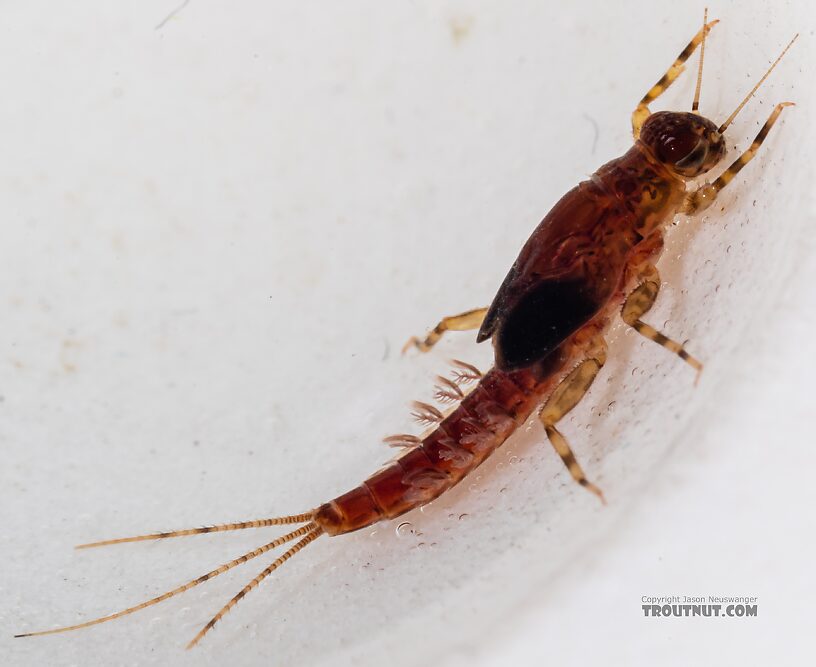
[2,2,814,666]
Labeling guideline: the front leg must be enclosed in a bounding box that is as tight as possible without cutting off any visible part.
[684,102,794,214]
[621,265,702,380]
[632,18,719,138]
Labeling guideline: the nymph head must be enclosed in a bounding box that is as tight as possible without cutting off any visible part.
[634,10,797,181]
[639,111,725,178]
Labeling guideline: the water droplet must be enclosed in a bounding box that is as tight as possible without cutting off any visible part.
[495,462,505,471]
[607,401,616,412]
[396,521,414,537]
[458,513,469,521]
[499,486,508,493]
[508,456,519,465]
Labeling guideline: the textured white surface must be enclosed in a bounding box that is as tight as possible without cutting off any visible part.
[2,2,814,666]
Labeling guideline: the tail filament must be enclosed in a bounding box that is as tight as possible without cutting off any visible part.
[76,512,316,549]
[15,513,321,649]
[186,525,323,649]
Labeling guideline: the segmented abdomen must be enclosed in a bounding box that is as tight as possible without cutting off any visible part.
[314,362,561,536]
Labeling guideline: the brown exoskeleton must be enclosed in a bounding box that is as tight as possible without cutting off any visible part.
[16,12,796,649]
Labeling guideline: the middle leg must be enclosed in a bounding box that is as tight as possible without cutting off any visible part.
[621,264,702,379]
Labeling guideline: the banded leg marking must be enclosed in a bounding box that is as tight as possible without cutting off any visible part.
[539,341,607,503]
[403,307,487,354]
[621,265,702,381]
[632,18,719,137]
[683,102,795,214]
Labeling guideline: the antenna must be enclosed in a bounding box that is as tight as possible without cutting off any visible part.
[691,8,709,112]
[718,33,799,133]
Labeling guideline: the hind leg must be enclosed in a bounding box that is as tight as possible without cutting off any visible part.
[539,337,607,503]
[403,307,487,353]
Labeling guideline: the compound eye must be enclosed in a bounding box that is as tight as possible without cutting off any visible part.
[675,140,708,170]
[657,129,699,164]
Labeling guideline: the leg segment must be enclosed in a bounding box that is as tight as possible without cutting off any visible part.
[632,18,719,137]
[683,102,794,214]
[539,339,607,503]
[403,307,487,353]
[621,265,702,379]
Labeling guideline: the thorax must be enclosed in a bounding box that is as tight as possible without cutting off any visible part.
[591,143,686,240]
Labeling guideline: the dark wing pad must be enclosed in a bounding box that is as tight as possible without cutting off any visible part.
[476,264,519,344]
[493,278,599,371]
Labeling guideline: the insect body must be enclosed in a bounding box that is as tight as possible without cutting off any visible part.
[17,15,796,649]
